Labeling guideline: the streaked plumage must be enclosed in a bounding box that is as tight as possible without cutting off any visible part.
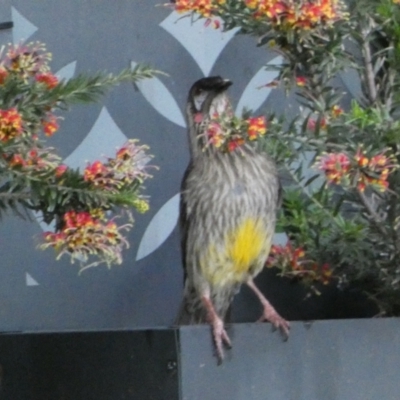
[178,76,289,361]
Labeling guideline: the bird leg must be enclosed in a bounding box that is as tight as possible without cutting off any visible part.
[201,295,232,362]
[247,279,290,339]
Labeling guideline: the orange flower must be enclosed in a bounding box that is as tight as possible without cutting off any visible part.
[84,161,109,183]
[42,115,59,136]
[207,121,224,148]
[354,148,368,167]
[55,164,68,178]
[316,152,350,184]
[42,209,131,266]
[227,138,245,152]
[247,116,267,140]
[8,154,26,167]
[331,105,344,117]
[296,76,307,86]
[307,117,327,131]
[35,73,58,89]
[0,108,23,142]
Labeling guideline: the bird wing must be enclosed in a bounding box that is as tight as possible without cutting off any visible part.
[178,161,194,284]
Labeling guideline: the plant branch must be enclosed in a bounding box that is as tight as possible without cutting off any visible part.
[361,28,378,104]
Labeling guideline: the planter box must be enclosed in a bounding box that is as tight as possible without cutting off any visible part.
[0,318,398,400]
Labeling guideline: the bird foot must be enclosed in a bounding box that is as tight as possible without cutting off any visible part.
[246,279,290,340]
[258,305,290,339]
[201,295,232,363]
[210,315,232,363]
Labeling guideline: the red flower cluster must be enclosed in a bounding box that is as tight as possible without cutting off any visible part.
[354,149,396,192]
[42,114,59,136]
[247,116,267,140]
[204,113,267,152]
[84,140,152,192]
[316,149,398,192]
[4,146,64,177]
[174,0,226,18]
[244,0,347,30]
[43,210,131,267]
[266,243,332,285]
[0,108,23,142]
[5,42,51,78]
[316,152,350,184]
[35,72,58,89]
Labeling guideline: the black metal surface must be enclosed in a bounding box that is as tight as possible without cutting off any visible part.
[0,329,179,400]
[179,318,400,400]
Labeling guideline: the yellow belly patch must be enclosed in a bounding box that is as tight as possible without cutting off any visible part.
[200,218,269,286]
[226,218,265,274]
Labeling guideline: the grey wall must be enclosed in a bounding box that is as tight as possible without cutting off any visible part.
[0,1,367,332]
[0,0,294,332]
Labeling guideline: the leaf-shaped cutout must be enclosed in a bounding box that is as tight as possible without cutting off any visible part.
[160,12,239,76]
[136,193,180,261]
[11,7,38,44]
[56,61,77,81]
[63,107,128,171]
[26,273,39,286]
[235,56,283,115]
[131,62,186,128]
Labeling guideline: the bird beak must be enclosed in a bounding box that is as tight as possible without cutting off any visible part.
[216,79,232,91]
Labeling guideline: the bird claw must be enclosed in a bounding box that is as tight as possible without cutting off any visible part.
[211,316,232,363]
[258,308,290,340]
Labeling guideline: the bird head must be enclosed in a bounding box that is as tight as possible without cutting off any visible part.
[186,76,232,157]
[187,76,233,122]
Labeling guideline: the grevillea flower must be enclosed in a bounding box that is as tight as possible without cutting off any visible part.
[243,0,347,30]
[173,0,226,17]
[42,114,59,136]
[84,140,152,192]
[84,160,111,186]
[316,152,350,184]
[42,210,132,268]
[8,153,25,167]
[0,108,23,142]
[307,116,327,131]
[331,105,344,117]
[355,149,398,192]
[55,164,68,178]
[35,72,58,89]
[247,116,267,140]
[5,42,51,77]
[266,243,332,285]
[207,121,225,147]
[202,112,268,152]
[4,146,62,176]
[296,76,307,86]
[227,137,245,152]
[316,149,398,192]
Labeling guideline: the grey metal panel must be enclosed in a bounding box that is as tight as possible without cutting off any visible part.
[179,318,400,400]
